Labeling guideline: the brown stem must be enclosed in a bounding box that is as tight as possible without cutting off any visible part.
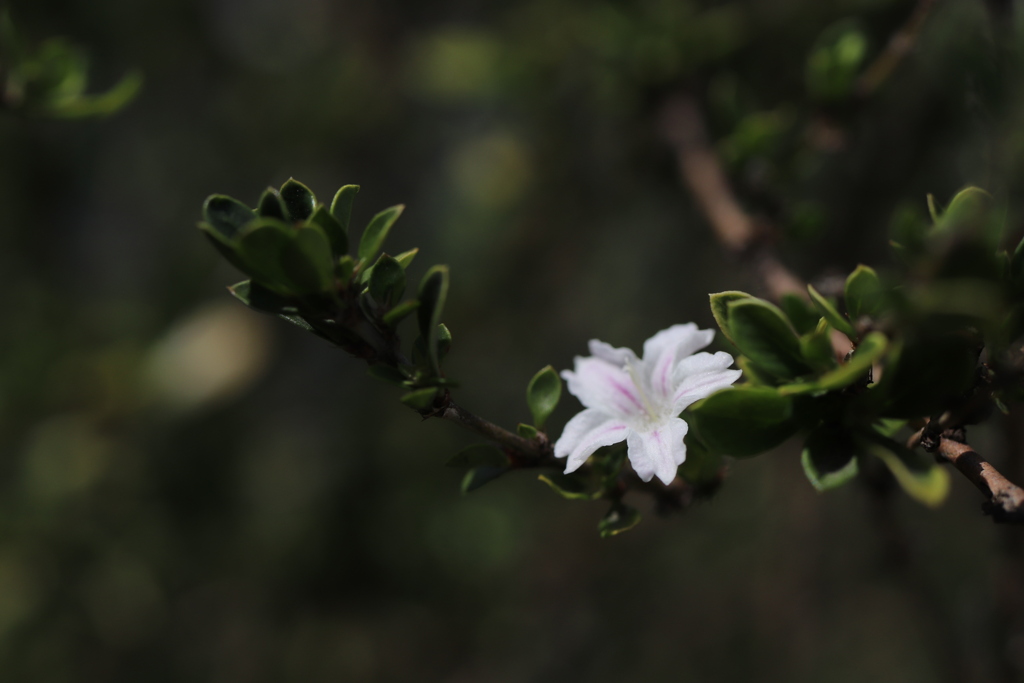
[909,429,1024,523]
[436,395,550,459]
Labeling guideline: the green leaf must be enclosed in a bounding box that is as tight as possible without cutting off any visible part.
[808,284,856,339]
[203,195,254,240]
[400,387,439,411]
[689,386,797,457]
[395,248,419,269]
[369,255,406,308]
[779,293,819,335]
[933,187,994,240]
[310,205,348,257]
[539,473,596,501]
[43,69,142,119]
[382,300,420,327]
[336,255,356,283]
[199,222,250,273]
[437,324,453,363]
[709,291,753,343]
[257,189,287,221]
[461,466,509,493]
[526,365,561,429]
[735,355,777,386]
[227,279,298,314]
[358,205,405,263]
[446,444,509,468]
[780,331,887,395]
[280,224,335,295]
[598,503,641,538]
[236,218,294,293]
[367,364,409,385]
[844,265,884,320]
[727,299,810,380]
[330,184,359,235]
[801,426,859,491]
[280,178,316,222]
[799,323,836,372]
[417,265,450,374]
[862,438,951,508]
[517,423,538,439]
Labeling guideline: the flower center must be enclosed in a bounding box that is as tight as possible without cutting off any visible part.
[625,360,658,419]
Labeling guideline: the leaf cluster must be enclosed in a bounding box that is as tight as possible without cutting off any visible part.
[0,11,141,118]
[688,187,1024,506]
[200,180,453,408]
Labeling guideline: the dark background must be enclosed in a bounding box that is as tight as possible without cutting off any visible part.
[1,0,1023,680]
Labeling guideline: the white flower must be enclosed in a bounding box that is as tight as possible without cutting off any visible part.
[554,323,742,485]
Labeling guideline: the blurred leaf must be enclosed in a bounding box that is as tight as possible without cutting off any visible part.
[461,466,509,493]
[808,284,856,339]
[382,300,420,327]
[727,298,809,380]
[446,444,509,468]
[330,185,359,236]
[517,423,538,439]
[736,355,776,386]
[933,187,994,241]
[689,386,796,457]
[709,290,752,343]
[779,293,819,335]
[798,323,836,372]
[368,364,409,385]
[227,280,297,314]
[369,255,406,308]
[806,19,867,101]
[44,69,142,118]
[203,195,253,240]
[400,387,439,411]
[598,503,641,538]
[801,426,858,491]
[395,248,419,269]
[280,179,316,222]
[257,189,287,221]
[417,266,450,374]
[539,473,597,500]
[863,437,950,508]
[845,265,884,320]
[310,206,348,257]
[358,205,405,264]
[336,255,356,283]
[526,365,561,429]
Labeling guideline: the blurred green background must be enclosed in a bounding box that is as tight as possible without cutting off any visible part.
[2,0,1024,680]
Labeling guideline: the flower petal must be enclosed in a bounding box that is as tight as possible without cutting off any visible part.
[554,408,629,473]
[640,324,716,402]
[672,351,743,412]
[562,356,646,419]
[587,339,639,368]
[626,417,689,485]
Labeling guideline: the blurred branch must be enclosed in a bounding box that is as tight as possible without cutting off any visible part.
[659,93,805,302]
[659,93,855,368]
[855,0,937,98]
[909,429,1024,523]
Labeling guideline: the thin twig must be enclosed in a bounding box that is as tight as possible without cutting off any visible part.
[909,429,1024,523]
[855,0,938,98]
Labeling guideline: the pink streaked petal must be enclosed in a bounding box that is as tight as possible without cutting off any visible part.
[626,417,689,485]
[562,356,646,419]
[673,368,743,413]
[587,339,639,368]
[553,410,629,473]
[641,324,715,369]
[672,351,736,384]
